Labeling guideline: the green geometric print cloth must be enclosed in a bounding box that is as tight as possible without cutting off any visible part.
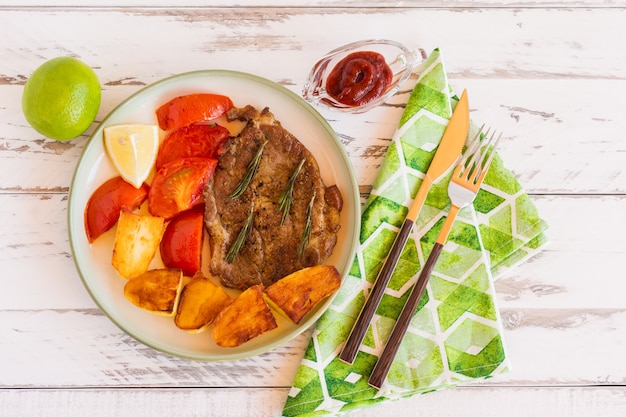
[282,49,548,416]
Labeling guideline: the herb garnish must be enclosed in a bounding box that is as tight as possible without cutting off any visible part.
[277,158,306,226]
[228,140,268,199]
[226,202,255,263]
[299,192,316,257]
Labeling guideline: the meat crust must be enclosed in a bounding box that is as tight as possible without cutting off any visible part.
[204,106,342,290]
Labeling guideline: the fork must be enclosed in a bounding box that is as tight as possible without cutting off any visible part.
[368,125,502,389]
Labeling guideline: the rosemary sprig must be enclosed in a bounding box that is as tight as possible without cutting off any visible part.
[277,158,306,226]
[226,202,255,264]
[228,140,268,199]
[299,191,316,258]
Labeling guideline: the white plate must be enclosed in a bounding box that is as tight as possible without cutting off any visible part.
[68,70,360,361]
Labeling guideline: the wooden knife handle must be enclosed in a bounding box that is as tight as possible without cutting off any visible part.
[339,218,415,364]
[368,242,444,389]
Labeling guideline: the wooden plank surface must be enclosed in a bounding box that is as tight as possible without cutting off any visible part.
[1,2,625,416]
[2,8,626,193]
[2,386,626,417]
[2,194,625,386]
[0,1,623,7]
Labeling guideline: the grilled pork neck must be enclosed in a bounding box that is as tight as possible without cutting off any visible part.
[204,106,342,290]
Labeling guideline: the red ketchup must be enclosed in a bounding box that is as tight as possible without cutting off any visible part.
[325,51,393,107]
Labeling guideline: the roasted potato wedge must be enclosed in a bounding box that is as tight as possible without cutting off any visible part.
[123,268,183,316]
[264,265,341,324]
[212,284,277,348]
[174,272,233,333]
[112,209,165,279]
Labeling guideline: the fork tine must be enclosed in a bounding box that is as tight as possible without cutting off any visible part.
[465,126,490,171]
[471,130,502,184]
[455,124,489,178]
[461,128,500,184]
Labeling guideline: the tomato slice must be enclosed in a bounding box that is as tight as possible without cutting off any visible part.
[160,205,205,276]
[148,157,217,220]
[155,124,230,171]
[155,93,234,131]
[84,176,149,243]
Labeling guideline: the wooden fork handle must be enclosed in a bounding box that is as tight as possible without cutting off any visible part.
[339,218,415,364]
[368,242,444,389]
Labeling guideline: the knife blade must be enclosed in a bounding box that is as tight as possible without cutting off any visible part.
[339,89,470,364]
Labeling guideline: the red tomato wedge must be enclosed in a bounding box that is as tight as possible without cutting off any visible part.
[155,93,234,131]
[148,157,217,220]
[155,124,230,171]
[160,205,205,276]
[84,176,149,243]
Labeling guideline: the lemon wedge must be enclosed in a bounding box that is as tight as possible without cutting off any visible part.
[104,124,159,188]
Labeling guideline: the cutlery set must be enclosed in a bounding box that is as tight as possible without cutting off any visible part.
[338,90,501,388]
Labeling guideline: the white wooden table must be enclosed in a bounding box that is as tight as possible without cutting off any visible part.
[2,1,626,416]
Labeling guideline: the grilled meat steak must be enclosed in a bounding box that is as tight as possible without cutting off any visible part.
[204,106,342,290]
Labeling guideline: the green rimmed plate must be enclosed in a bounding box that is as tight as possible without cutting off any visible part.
[68,70,360,361]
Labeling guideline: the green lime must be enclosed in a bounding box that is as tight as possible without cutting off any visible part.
[22,56,101,141]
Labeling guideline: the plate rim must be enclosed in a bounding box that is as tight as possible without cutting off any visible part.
[67,69,360,362]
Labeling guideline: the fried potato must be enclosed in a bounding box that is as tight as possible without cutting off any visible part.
[112,209,165,279]
[174,272,233,333]
[264,265,341,324]
[123,268,183,316]
[212,284,277,348]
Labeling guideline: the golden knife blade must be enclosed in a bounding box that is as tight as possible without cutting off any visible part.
[339,90,470,364]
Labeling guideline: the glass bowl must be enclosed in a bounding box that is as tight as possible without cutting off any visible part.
[302,39,426,114]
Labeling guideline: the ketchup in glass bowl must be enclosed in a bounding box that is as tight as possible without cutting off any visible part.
[303,39,425,113]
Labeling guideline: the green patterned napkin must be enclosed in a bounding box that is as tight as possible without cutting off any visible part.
[282,49,548,416]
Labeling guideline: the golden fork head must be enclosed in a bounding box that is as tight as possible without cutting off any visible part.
[452,125,502,192]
